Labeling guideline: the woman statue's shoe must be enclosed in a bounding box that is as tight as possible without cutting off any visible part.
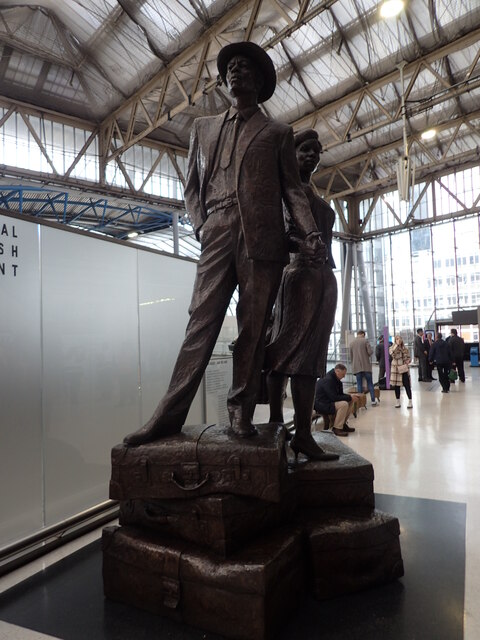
[290,433,339,462]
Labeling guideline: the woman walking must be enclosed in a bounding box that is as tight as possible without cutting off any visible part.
[389,335,413,408]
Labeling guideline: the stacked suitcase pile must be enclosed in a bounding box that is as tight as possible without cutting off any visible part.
[103,423,404,640]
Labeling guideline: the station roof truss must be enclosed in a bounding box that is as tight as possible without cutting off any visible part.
[0,0,479,241]
[0,183,189,239]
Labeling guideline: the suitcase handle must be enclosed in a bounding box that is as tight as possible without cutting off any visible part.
[170,471,210,491]
[144,503,169,523]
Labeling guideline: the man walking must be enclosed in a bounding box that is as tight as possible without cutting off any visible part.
[124,42,323,445]
[429,332,452,393]
[449,329,466,383]
[349,330,378,406]
[414,328,430,382]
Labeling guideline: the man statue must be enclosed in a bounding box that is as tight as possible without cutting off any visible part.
[124,42,323,445]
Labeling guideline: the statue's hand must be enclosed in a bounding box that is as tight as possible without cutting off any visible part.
[303,232,327,262]
[287,232,303,253]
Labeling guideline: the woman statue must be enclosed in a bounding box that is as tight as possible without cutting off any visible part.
[265,129,338,461]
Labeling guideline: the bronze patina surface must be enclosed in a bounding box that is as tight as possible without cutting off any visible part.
[124,43,324,446]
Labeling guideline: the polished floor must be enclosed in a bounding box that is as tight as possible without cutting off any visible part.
[1,364,479,639]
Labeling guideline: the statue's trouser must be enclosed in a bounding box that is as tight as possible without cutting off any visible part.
[418,353,428,380]
[142,207,284,433]
[267,372,288,423]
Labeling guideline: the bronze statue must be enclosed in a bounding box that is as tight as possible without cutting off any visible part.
[265,129,339,461]
[124,43,324,445]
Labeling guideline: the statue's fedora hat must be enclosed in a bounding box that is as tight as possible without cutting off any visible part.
[217,42,276,103]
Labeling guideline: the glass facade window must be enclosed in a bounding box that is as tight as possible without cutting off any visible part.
[329,210,480,362]
[0,109,99,180]
[0,106,185,202]
[105,142,185,200]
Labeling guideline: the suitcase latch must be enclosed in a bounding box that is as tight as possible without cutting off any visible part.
[181,462,200,483]
[171,463,210,491]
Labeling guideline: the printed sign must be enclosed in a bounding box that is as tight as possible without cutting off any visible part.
[205,356,233,425]
[0,218,19,277]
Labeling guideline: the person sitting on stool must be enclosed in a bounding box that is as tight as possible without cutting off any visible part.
[314,364,363,437]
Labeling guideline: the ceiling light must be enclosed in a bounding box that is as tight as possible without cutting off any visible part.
[127,231,139,238]
[421,128,437,140]
[380,0,404,18]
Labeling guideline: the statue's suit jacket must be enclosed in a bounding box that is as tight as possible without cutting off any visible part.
[184,108,317,263]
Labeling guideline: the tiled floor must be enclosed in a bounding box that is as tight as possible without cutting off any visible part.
[343,366,479,640]
[1,364,478,639]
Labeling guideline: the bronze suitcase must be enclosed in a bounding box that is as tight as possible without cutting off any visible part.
[119,490,297,557]
[301,509,404,599]
[110,423,288,503]
[289,432,375,509]
[102,524,304,640]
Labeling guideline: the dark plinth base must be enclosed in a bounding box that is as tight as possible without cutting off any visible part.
[104,423,403,640]
[288,431,375,509]
[299,508,404,599]
[110,423,287,503]
[119,489,297,557]
[102,524,304,640]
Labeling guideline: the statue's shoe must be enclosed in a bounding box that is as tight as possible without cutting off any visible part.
[230,420,258,438]
[123,422,182,446]
[290,435,340,462]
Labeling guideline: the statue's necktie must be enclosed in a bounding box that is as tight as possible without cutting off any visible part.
[220,115,241,170]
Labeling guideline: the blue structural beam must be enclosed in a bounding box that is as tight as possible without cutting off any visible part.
[0,186,183,237]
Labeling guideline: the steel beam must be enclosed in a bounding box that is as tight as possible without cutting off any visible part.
[99,0,339,162]
[314,107,480,198]
[293,26,480,134]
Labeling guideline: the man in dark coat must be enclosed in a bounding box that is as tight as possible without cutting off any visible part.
[124,42,323,445]
[375,336,386,382]
[429,332,452,392]
[423,331,436,380]
[414,328,430,382]
[314,363,363,437]
[449,328,466,383]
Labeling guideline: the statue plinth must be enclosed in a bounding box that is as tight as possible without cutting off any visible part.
[103,427,404,639]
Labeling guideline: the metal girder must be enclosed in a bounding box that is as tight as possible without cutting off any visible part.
[314,107,480,199]
[339,166,480,241]
[0,95,188,208]
[0,185,179,237]
[0,6,125,105]
[100,0,257,163]
[0,30,75,70]
[294,27,480,149]
[100,0,338,163]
